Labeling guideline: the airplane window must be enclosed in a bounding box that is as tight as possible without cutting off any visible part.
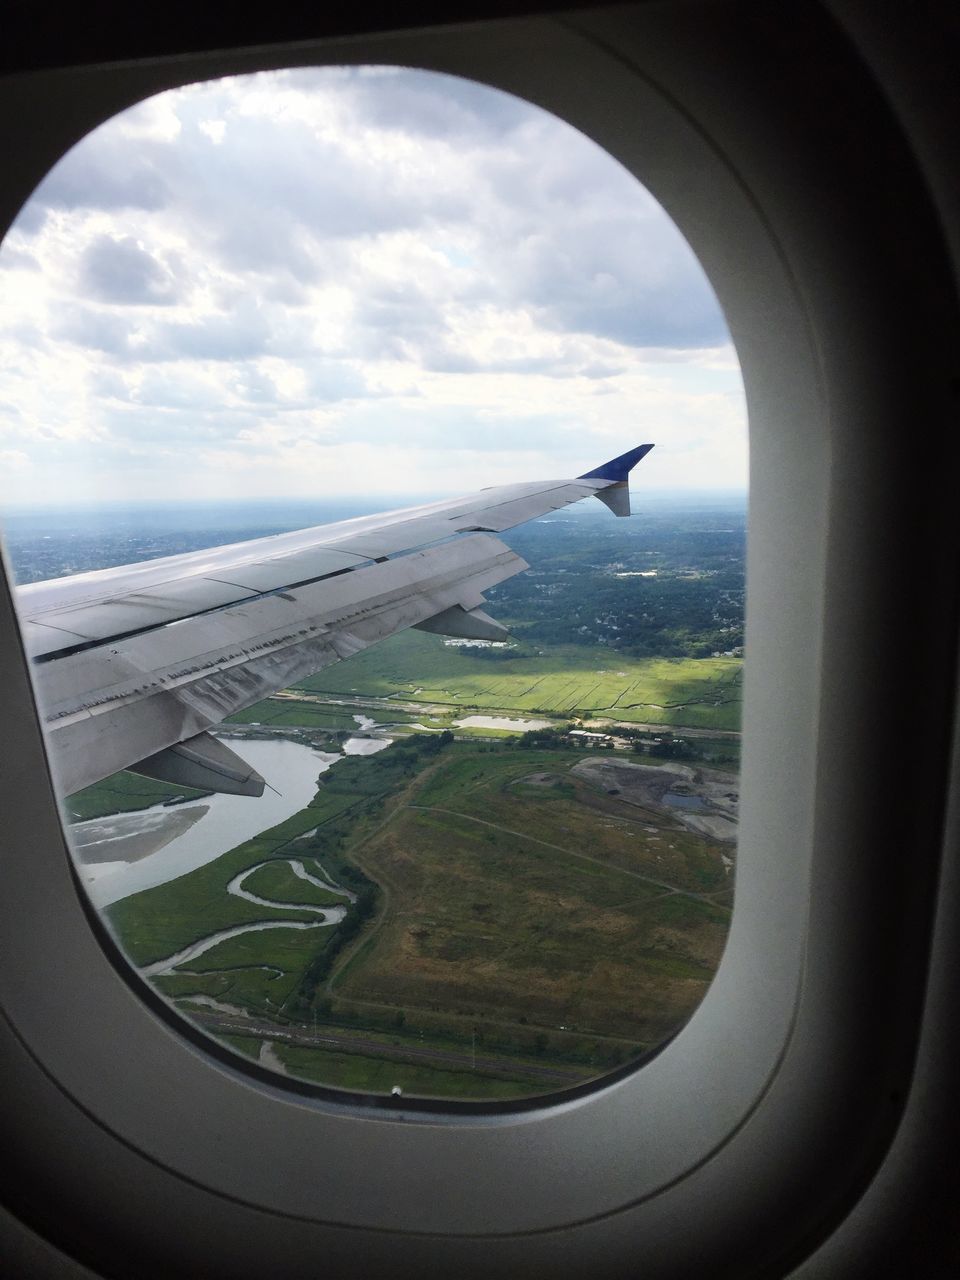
[0,65,746,1103]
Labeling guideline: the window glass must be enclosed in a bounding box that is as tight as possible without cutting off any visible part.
[0,66,746,1101]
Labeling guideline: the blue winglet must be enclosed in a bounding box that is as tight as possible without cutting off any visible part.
[578,443,654,482]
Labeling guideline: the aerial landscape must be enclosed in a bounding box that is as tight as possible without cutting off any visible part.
[5,497,744,1099]
[0,63,747,1102]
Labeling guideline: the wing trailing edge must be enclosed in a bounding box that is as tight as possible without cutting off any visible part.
[131,731,266,797]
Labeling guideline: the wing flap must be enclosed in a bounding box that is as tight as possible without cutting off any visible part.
[414,605,510,642]
[131,732,266,798]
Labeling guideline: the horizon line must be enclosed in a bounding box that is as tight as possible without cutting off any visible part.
[0,487,749,514]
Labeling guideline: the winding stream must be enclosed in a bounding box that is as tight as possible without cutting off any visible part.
[142,855,349,977]
[69,735,383,1002]
[142,918,330,977]
[227,862,348,918]
[289,858,356,902]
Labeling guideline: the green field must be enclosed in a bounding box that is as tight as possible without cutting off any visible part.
[333,747,730,1047]
[243,860,344,908]
[293,630,742,731]
[216,1034,261,1059]
[66,770,210,821]
[274,1042,557,1100]
[107,810,328,966]
[171,928,334,1011]
[107,745,431,971]
[107,735,734,1099]
[219,1029,517,1097]
[224,696,418,731]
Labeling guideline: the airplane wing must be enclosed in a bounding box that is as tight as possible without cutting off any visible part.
[17,444,653,798]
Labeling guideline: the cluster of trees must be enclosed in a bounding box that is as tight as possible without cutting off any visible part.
[389,729,454,774]
[488,572,744,658]
[636,734,702,761]
[461,645,522,662]
[506,726,708,757]
[629,733,736,764]
[509,726,721,762]
[514,726,575,750]
[481,508,746,660]
[288,878,378,1019]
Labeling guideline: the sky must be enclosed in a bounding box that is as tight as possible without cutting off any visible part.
[0,66,747,508]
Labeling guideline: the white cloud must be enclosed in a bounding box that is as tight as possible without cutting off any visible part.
[0,66,746,507]
[80,234,177,305]
[198,119,226,145]
[0,449,30,470]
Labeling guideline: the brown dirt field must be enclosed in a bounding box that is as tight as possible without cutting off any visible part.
[333,756,732,1043]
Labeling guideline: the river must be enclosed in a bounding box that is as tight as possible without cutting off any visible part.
[71,736,389,909]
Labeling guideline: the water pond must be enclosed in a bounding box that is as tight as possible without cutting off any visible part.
[661,790,709,812]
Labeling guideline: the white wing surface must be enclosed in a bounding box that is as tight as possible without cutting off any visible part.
[19,445,653,797]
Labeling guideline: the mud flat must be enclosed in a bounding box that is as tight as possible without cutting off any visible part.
[71,804,210,864]
[571,757,739,842]
[75,739,345,909]
[454,715,553,731]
